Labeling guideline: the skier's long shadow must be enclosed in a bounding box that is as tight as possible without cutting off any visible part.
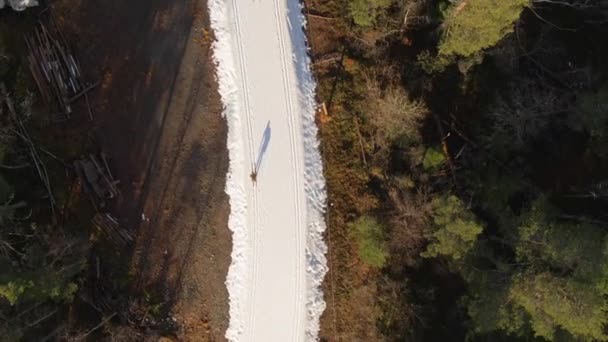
[255,121,271,174]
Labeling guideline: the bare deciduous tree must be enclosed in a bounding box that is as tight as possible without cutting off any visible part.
[488,79,570,148]
[365,73,428,157]
[388,185,432,270]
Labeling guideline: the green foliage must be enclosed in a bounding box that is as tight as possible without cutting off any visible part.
[466,166,523,231]
[350,0,391,27]
[0,280,32,305]
[510,272,608,341]
[516,198,607,280]
[469,269,608,341]
[144,291,166,319]
[393,175,415,190]
[0,19,98,341]
[350,215,389,268]
[466,274,528,337]
[422,0,529,71]
[417,51,453,73]
[422,195,483,260]
[459,196,608,341]
[312,0,608,339]
[440,0,529,57]
[0,267,82,305]
[422,147,445,171]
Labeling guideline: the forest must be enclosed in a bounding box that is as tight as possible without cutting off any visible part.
[1,0,608,341]
[0,9,161,341]
[308,0,608,340]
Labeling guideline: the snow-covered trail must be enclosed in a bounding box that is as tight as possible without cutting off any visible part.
[208,0,328,340]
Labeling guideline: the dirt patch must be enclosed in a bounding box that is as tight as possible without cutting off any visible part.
[51,0,230,340]
[307,16,343,58]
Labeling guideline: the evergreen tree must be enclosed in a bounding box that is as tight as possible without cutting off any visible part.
[422,195,483,260]
[421,0,529,71]
[453,197,608,340]
[350,215,389,268]
[349,0,391,27]
[440,0,529,57]
[510,272,607,341]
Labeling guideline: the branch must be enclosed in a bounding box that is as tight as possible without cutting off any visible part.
[559,214,608,226]
[528,6,578,31]
[26,309,57,328]
[306,13,336,20]
[532,0,595,9]
[75,313,117,341]
[6,303,43,323]
[0,162,30,169]
[0,240,25,258]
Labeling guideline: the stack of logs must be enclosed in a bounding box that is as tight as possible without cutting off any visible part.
[74,153,120,210]
[92,213,133,247]
[24,19,97,123]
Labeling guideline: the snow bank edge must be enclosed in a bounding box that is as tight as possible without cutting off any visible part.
[207,0,248,340]
[286,1,329,340]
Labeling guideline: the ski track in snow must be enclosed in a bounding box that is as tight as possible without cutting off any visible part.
[208,0,328,340]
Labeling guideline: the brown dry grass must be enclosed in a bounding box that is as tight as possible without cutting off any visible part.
[305,1,431,340]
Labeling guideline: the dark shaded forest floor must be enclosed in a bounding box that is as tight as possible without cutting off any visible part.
[50,0,231,340]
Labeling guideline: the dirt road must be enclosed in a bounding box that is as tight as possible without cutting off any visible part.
[53,0,231,340]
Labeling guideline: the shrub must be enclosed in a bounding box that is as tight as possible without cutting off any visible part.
[367,78,428,149]
[0,280,32,305]
[350,0,392,27]
[422,195,483,260]
[422,147,445,171]
[350,215,389,268]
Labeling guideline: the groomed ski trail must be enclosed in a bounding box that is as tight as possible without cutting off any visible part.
[208,0,329,340]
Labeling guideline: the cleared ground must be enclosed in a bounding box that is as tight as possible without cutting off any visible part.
[53,0,231,340]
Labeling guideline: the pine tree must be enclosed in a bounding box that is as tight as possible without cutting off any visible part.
[422,195,483,260]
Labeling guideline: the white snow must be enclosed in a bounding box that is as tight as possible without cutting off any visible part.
[208,0,328,340]
[0,0,38,11]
